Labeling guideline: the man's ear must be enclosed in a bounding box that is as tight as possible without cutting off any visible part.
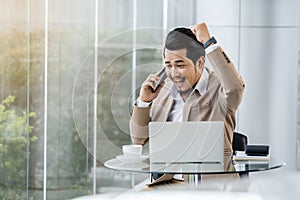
[196,56,205,72]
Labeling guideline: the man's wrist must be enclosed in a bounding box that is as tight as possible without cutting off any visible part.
[204,36,217,49]
[136,98,152,107]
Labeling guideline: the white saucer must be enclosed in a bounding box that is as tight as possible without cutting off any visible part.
[116,155,149,163]
[118,162,149,170]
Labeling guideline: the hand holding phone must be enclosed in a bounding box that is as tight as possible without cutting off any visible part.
[152,67,167,92]
[139,67,167,102]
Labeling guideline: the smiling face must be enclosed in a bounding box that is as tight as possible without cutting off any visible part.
[164,48,204,94]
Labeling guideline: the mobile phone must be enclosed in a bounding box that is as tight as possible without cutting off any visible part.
[152,67,167,92]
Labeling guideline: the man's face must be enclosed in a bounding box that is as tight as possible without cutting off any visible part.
[164,48,202,93]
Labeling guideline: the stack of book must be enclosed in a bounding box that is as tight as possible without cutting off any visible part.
[233,151,270,161]
[233,145,270,161]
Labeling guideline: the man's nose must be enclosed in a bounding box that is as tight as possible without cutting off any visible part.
[170,66,180,77]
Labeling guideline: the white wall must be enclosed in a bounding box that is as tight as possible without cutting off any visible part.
[298,1,300,170]
[196,0,299,170]
[239,0,298,171]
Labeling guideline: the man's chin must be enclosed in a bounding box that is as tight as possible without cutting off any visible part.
[172,81,193,93]
[176,87,193,95]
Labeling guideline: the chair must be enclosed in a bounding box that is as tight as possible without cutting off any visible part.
[232,132,248,155]
[232,132,249,178]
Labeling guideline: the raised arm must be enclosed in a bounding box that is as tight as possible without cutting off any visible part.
[191,23,245,111]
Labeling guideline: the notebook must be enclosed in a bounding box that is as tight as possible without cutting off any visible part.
[149,121,224,163]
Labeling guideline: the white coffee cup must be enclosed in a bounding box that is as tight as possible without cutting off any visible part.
[122,144,142,158]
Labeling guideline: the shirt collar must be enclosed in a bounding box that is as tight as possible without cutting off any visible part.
[196,67,209,95]
[169,67,209,99]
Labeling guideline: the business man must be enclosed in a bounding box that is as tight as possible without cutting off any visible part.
[130,22,245,183]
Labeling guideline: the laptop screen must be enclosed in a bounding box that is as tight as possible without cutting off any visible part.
[149,121,224,163]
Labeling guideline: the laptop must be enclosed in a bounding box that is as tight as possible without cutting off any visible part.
[149,121,224,163]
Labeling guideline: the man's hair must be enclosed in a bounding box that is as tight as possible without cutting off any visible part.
[163,27,205,66]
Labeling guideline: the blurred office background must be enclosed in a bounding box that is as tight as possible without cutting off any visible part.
[0,0,299,199]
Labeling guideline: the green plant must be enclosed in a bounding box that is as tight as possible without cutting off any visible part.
[0,29,93,199]
[0,95,37,198]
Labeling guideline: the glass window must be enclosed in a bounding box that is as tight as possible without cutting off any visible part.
[6,0,299,199]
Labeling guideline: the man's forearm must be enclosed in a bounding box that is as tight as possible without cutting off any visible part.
[206,45,245,110]
[207,45,244,90]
